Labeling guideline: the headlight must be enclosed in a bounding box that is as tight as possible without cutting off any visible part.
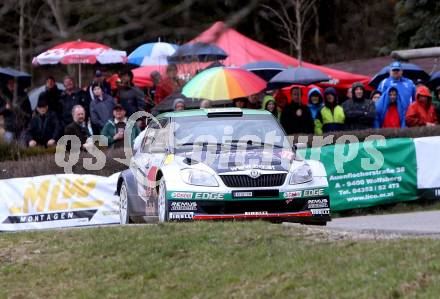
[180,169,219,187]
[290,164,313,184]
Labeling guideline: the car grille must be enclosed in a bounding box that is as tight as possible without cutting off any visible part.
[220,173,287,187]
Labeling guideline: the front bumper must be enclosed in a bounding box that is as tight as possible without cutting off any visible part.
[167,190,330,223]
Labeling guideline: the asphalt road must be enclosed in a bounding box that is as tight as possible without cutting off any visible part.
[327,210,440,236]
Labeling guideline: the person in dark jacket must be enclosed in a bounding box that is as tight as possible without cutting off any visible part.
[27,96,61,148]
[117,70,147,117]
[60,76,90,128]
[370,90,382,103]
[64,105,92,150]
[39,76,62,115]
[89,84,115,134]
[342,82,376,130]
[315,87,345,135]
[101,104,140,148]
[280,87,314,134]
[0,79,32,144]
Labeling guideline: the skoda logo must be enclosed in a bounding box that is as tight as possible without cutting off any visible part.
[249,169,261,179]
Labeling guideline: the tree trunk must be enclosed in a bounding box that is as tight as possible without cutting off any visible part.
[19,0,25,71]
[295,0,302,66]
[313,2,320,59]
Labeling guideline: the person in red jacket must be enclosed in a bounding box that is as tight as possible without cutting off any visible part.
[405,85,438,127]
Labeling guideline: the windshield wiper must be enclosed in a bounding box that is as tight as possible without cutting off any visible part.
[176,142,239,149]
[227,140,284,149]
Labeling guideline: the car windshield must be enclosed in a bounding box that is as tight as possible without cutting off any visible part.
[172,114,291,152]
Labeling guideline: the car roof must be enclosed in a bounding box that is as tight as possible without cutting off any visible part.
[157,108,271,119]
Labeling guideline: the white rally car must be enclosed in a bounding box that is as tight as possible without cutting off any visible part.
[116,108,330,224]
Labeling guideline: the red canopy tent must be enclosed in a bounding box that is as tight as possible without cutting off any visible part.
[190,21,370,90]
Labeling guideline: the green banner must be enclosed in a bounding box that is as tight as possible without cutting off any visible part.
[299,138,418,211]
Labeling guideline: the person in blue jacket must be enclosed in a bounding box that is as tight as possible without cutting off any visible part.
[307,87,324,120]
[377,61,416,106]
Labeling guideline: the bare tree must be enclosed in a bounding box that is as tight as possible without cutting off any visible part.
[261,0,318,65]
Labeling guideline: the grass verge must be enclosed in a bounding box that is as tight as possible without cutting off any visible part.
[1,222,440,299]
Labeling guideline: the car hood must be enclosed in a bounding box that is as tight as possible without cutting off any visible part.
[176,147,295,174]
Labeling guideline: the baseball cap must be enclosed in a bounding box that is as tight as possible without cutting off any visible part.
[390,61,402,71]
[113,104,125,111]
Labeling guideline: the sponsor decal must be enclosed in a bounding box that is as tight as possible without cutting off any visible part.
[311,208,330,215]
[194,193,224,200]
[171,192,193,199]
[170,201,197,211]
[244,211,268,215]
[8,178,103,215]
[230,164,275,171]
[303,189,325,197]
[3,210,97,224]
[284,191,302,199]
[164,154,174,165]
[232,191,253,198]
[307,198,329,209]
[169,212,194,220]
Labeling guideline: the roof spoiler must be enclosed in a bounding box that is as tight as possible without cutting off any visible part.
[207,108,243,117]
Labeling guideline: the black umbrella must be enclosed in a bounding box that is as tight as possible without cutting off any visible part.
[368,63,429,88]
[426,71,440,89]
[151,92,231,115]
[241,61,286,81]
[267,67,330,89]
[167,42,228,63]
[0,67,31,88]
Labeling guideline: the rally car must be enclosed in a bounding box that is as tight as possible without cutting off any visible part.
[115,108,330,224]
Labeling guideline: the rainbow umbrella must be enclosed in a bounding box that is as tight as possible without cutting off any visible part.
[182,67,266,101]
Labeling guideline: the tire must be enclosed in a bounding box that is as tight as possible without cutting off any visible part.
[157,178,169,223]
[119,182,131,224]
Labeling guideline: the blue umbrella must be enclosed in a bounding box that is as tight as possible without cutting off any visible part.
[368,63,429,88]
[0,67,31,87]
[167,42,228,63]
[128,42,178,66]
[267,67,330,89]
[241,61,286,81]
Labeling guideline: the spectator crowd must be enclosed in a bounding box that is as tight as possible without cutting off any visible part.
[0,61,439,150]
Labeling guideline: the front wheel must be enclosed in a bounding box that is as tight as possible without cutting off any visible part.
[157,178,169,223]
[119,182,130,224]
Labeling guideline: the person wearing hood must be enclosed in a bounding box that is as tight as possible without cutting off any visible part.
[374,86,409,128]
[280,87,314,134]
[262,95,279,119]
[314,87,345,135]
[405,85,438,127]
[173,98,185,111]
[342,82,376,130]
[307,87,324,120]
